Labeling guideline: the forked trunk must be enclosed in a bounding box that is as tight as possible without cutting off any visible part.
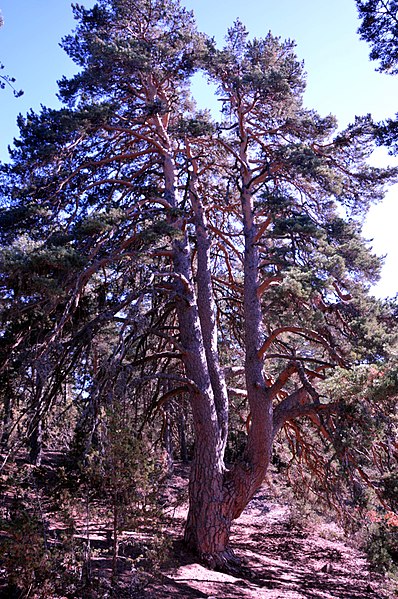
[161,150,234,563]
[184,453,272,568]
[160,133,273,568]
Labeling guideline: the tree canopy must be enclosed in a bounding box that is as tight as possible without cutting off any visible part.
[357,0,398,73]
[356,0,398,151]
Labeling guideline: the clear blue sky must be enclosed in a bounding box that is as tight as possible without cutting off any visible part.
[0,0,397,297]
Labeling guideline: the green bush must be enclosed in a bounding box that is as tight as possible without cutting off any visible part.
[365,521,398,575]
[0,496,84,598]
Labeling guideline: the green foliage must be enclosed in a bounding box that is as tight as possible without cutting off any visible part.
[356,0,398,74]
[59,0,206,106]
[380,470,398,511]
[1,505,49,593]
[364,521,398,575]
[0,467,84,598]
[174,110,217,137]
[323,363,398,457]
[0,406,169,596]
[1,241,87,296]
[80,401,169,582]
[356,1,398,154]
[85,405,164,527]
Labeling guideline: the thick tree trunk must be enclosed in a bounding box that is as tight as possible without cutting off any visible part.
[184,448,230,568]
[161,151,230,559]
[188,160,229,453]
[185,109,276,567]
[184,455,273,568]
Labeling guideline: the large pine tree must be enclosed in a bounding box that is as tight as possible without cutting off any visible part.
[0,0,397,567]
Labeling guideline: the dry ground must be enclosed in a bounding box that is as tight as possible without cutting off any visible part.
[1,457,397,598]
[143,465,397,599]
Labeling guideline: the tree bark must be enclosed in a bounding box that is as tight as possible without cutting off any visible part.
[183,445,230,568]
[184,105,276,567]
[161,150,231,561]
[188,156,229,453]
[28,417,43,466]
[153,95,274,567]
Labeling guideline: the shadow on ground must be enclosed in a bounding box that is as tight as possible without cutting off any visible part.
[145,489,394,599]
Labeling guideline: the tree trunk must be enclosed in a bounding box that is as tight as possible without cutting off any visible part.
[184,107,276,567]
[28,418,43,466]
[177,403,189,463]
[162,400,174,472]
[0,387,13,449]
[72,396,100,461]
[184,454,272,568]
[184,448,232,568]
[156,116,273,567]
[161,150,233,564]
[188,159,229,453]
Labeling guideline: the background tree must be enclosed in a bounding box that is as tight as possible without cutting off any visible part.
[356,0,398,151]
[356,0,398,73]
[0,0,397,570]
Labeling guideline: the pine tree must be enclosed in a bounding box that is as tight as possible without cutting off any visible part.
[356,0,398,151]
[356,0,398,73]
[0,0,397,568]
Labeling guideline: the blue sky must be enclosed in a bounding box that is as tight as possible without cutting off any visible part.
[0,0,397,297]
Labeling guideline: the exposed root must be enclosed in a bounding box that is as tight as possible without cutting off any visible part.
[200,547,244,574]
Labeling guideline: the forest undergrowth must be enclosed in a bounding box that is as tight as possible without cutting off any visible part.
[0,452,397,599]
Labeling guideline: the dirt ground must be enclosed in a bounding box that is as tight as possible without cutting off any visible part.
[142,466,396,599]
[1,457,396,598]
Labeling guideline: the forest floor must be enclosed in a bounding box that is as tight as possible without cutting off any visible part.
[1,457,397,598]
[144,464,397,599]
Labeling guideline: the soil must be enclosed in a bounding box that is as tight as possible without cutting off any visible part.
[1,457,396,598]
[142,464,397,599]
